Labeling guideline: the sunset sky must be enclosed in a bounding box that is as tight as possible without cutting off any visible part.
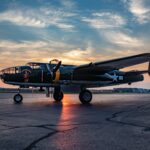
[0,0,150,88]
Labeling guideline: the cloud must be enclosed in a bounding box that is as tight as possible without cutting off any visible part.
[124,0,150,24]
[43,48,94,65]
[60,0,76,9]
[102,30,144,48]
[0,40,90,68]
[0,6,76,30]
[81,10,149,50]
[0,39,113,69]
[0,40,75,51]
[81,11,145,49]
[0,10,45,28]
[0,39,78,68]
[82,12,126,29]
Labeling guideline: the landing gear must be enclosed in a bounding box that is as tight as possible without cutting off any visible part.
[13,93,23,104]
[39,87,45,92]
[53,86,64,102]
[79,89,92,104]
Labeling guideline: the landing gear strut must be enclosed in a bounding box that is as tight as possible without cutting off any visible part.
[79,89,92,104]
[39,87,45,92]
[13,93,23,104]
[53,86,64,102]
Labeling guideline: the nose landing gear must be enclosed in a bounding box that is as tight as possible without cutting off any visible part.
[13,93,23,104]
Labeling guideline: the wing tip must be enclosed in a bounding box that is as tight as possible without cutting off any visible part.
[140,52,150,56]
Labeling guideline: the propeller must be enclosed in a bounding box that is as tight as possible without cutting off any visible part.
[49,59,62,81]
[52,61,61,73]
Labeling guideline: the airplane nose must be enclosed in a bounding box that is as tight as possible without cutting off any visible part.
[0,74,3,79]
[0,72,2,79]
[0,74,6,82]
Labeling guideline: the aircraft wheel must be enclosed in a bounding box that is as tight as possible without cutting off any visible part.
[79,90,92,104]
[13,94,23,104]
[53,91,64,102]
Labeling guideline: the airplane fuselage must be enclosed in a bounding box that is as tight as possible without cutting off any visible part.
[0,63,144,87]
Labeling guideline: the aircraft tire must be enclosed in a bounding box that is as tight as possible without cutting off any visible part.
[79,90,92,104]
[53,91,64,102]
[13,94,23,104]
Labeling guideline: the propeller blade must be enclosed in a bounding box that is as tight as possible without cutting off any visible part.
[53,61,61,73]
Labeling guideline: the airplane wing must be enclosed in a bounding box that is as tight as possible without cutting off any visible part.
[5,80,113,88]
[5,82,55,87]
[75,53,150,73]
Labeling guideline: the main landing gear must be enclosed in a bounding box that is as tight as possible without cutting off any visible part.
[53,86,64,102]
[13,93,23,104]
[79,89,92,104]
[46,86,64,102]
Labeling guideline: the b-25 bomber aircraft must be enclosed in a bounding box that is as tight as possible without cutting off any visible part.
[0,53,150,104]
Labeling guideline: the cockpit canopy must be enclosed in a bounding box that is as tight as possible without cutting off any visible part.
[27,60,62,71]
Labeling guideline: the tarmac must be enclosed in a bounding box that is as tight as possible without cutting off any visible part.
[0,93,150,150]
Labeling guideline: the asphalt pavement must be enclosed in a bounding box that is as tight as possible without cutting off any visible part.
[0,93,150,150]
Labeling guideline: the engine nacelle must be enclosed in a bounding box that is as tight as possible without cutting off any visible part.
[125,73,144,83]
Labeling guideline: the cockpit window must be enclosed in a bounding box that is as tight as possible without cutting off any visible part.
[33,65,41,70]
[15,67,19,73]
[0,66,32,75]
[1,67,16,74]
[27,62,47,71]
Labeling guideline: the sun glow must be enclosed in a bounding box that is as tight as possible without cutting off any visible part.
[57,94,77,127]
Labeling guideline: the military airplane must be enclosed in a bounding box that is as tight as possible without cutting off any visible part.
[0,53,150,104]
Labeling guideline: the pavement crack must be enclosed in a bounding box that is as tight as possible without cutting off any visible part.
[106,111,125,122]
[23,131,57,150]
[0,121,101,131]
[23,127,77,150]
[106,105,150,129]
[0,124,58,131]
